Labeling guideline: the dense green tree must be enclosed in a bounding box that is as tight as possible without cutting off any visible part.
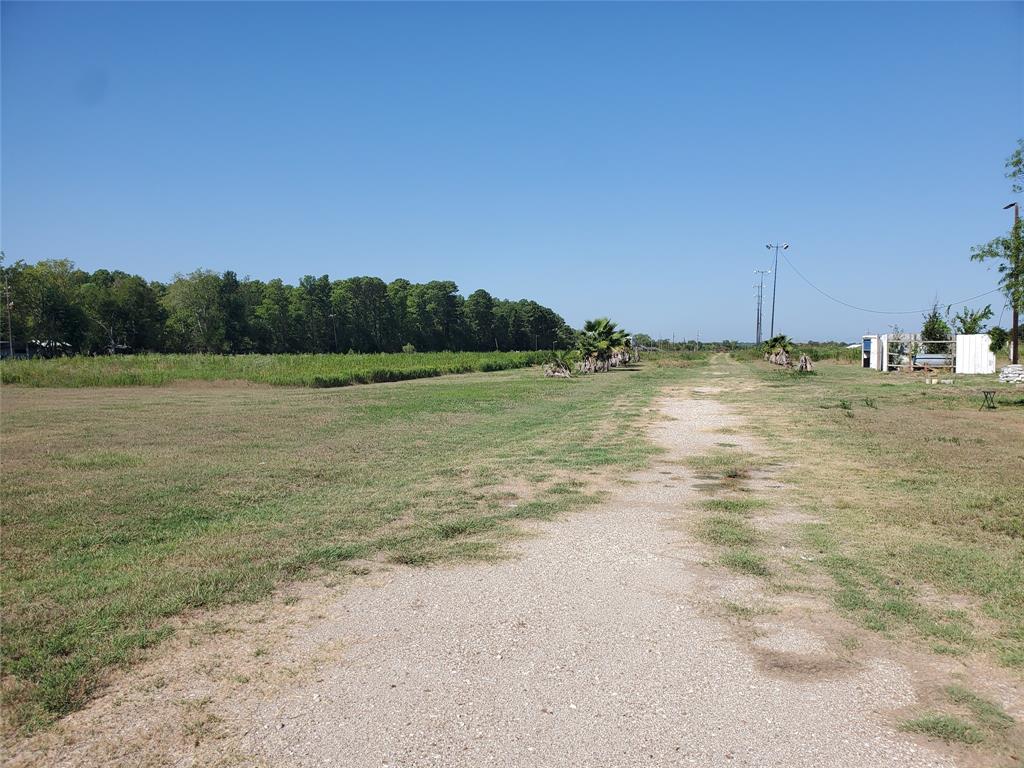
[78,271,165,352]
[464,289,496,350]
[0,258,573,357]
[921,303,952,344]
[332,276,390,352]
[254,278,292,352]
[294,275,332,352]
[162,270,227,353]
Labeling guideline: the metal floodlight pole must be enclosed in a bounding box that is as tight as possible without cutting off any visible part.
[766,243,789,338]
[1004,202,1020,364]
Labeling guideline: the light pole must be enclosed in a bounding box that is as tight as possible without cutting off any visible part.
[1004,203,1020,364]
[766,243,789,338]
[754,269,770,345]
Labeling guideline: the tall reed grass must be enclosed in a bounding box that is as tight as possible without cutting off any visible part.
[0,351,550,388]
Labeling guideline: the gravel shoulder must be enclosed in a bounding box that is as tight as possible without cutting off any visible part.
[7,387,953,767]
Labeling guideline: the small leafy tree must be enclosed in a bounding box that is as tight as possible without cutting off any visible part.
[988,326,1009,355]
[951,304,993,335]
[921,303,952,343]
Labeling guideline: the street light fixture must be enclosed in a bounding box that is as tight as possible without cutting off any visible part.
[765,243,788,337]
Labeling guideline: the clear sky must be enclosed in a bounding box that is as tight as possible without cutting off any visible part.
[2,1,1021,342]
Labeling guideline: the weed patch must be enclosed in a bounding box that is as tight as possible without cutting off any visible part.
[900,714,984,744]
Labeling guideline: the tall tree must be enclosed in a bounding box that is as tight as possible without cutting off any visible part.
[464,289,495,350]
[162,270,226,353]
[254,278,292,352]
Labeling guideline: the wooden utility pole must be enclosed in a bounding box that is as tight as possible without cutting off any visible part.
[1012,203,1020,365]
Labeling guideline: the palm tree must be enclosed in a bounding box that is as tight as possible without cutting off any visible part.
[579,318,631,372]
[762,334,794,366]
[543,348,578,378]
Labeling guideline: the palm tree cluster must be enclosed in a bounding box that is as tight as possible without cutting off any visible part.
[578,317,632,372]
[762,333,813,371]
[762,334,796,366]
[543,317,634,377]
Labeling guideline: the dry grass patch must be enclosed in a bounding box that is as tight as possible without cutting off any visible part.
[719,358,1024,670]
[0,358,707,735]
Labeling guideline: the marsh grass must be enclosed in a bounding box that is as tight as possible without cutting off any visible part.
[0,350,549,388]
[1,358,707,734]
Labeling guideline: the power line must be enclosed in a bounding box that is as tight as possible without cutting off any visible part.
[780,251,1001,315]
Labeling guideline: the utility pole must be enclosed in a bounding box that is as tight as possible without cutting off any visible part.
[765,243,789,338]
[754,269,770,345]
[328,313,339,352]
[1004,203,1020,364]
[1,251,12,359]
[754,283,761,346]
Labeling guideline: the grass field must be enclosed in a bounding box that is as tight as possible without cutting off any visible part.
[0,350,549,388]
[711,359,1023,668]
[0,355,705,734]
[3,349,1021,746]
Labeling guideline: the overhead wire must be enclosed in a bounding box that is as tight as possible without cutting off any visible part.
[779,251,1001,316]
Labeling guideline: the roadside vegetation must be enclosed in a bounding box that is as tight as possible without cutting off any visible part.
[712,357,1023,670]
[0,350,549,388]
[0,353,706,735]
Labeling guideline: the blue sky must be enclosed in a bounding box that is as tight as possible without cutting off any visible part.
[2,2,1021,342]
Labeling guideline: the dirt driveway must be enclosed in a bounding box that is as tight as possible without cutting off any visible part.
[9,389,952,767]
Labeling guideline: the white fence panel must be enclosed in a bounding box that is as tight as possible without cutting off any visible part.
[955,334,996,375]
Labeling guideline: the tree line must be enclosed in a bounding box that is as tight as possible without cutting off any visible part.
[0,259,576,355]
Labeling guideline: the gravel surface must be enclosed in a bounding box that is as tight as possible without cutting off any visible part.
[234,391,949,767]
[9,389,953,767]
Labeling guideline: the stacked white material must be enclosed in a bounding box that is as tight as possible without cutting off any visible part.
[999,364,1024,383]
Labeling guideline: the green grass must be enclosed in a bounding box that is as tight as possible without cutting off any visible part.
[945,685,1015,732]
[900,714,984,744]
[720,548,770,577]
[0,350,550,388]
[719,356,1024,668]
[686,450,756,479]
[0,355,706,734]
[695,515,760,547]
[700,498,768,516]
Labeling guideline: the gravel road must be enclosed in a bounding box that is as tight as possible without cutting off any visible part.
[10,389,952,768]
[234,391,949,767]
